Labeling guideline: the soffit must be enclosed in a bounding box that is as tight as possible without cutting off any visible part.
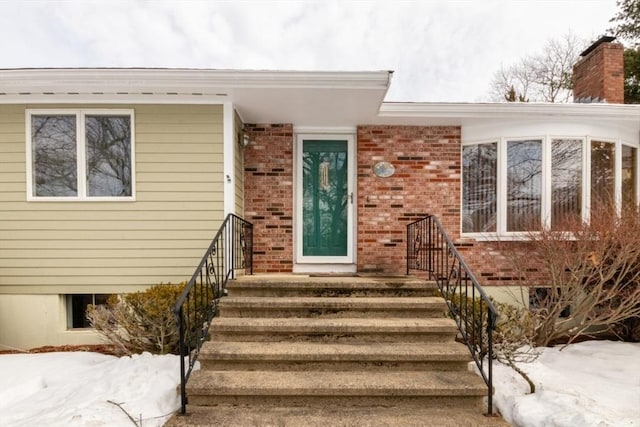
[0,68,392,127]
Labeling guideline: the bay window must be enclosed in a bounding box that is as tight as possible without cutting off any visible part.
[590,140,615,207]
[462,136,638,237]
[551,138,582,229]
[27,110,134,201]
[622,144,637,210]
[462,142,497,233]
[507,139,542,231]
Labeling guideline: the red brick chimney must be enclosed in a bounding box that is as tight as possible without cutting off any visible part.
[573,36,624,104]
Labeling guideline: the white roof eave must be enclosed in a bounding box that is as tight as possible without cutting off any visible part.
[2,68,640,127]
[378,102,640,123]
[0,68,392,95]
[0,68,393,126]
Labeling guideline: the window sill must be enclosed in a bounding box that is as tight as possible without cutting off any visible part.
[27,196,136,202]
[461,232,535,242]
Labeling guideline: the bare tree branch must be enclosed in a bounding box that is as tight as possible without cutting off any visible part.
[501,203,640,346]
[489,32,586,103]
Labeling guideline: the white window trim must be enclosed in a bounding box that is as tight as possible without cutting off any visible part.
[462,135,640,240]
[26,109,136,202]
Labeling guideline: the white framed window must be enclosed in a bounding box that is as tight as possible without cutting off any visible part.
[462,141,497,233]
[505,138,543,232]
[66,293,114,329]
[26,109,135,201]
[462,135,639,238]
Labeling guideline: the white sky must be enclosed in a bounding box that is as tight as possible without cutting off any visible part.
[0,0,619,102]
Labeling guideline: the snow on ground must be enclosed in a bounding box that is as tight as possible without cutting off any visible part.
[0,341,638,426]
[0,352,182,427]
[492,340,640,427]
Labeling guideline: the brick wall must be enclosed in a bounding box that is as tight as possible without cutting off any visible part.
[356,125,535,283]
[242,122,534,283]
[356,125,462,273]
[243,124,294,272]
[573,41,624,104]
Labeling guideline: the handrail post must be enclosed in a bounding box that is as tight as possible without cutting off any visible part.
[176,304,187,414]
[487,309,496,415]
[406,222,410,275]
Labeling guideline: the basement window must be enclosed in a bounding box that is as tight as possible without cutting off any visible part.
[66,294,113,329]
[529,287,571,318]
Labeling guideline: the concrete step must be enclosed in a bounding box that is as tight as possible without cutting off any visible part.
[209,317,458,343]
[165,274,507,425]
[185,369,488,408]
[166,404,509,427]
[218,296,448,318]
[198,341,472,371]
[227,275,439,297]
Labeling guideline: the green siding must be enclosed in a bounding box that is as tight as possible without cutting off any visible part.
[0,104,225,293]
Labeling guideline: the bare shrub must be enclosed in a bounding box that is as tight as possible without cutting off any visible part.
[504,204,640,346]
[493,301,540,393]
[445,293,540,393]
[87,282,187,355]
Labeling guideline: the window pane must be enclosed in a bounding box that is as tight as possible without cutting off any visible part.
[462,143,497,232]
[31,115,77,197]
[507,140,542,231]
[86,116,132,197]
[68,294,113,328]
[551,139,582,229]
[591,140,615,208]
[69,294,93,328]
[622,145,637,209]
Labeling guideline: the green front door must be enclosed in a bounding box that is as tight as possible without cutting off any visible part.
[302,140,348,256]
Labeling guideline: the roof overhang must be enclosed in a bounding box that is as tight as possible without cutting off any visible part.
[377,102,640,125]
[2,68,640,131]
[0,68,393,126]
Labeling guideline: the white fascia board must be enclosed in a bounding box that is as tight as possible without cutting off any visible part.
[0,93,230,104]
[379,102,640,121]
[0,68,392,96]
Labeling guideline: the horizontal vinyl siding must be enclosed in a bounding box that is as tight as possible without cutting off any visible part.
[0,104,224,294]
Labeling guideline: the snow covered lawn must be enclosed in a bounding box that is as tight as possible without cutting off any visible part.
[492,340,640,427]
[0,351,182,427]
[0,340,638,426]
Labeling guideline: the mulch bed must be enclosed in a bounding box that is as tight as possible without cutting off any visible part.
[0,344,119,356]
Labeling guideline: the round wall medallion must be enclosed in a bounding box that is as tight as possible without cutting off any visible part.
[373,161,395,177]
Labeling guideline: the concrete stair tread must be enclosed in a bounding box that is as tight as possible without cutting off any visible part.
[220,296,447,308]
[166,404,509,427]
[200,341,471,362]
[212,317,456,332]
[187,369,487,396]
[228,276,436,290]
[225,276,439,297]
[172,275,505,424]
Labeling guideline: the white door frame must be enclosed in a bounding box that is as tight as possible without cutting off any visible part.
[294,130,356,271]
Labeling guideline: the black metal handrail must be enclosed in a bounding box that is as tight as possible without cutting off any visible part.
[407,214,498,415]
[174,213,253,414]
